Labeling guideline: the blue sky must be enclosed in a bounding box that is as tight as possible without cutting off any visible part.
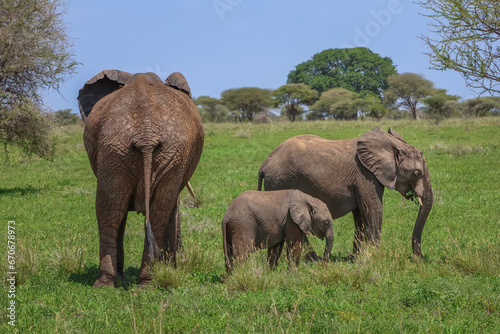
[44,0,479,112]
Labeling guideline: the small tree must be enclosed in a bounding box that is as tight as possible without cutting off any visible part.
[422,89,461,119]
[221,87,273,122]
[419,0,500,94]
[0,102,54,163]
[308,88,359,120]
[463,97,500,117]
[0,0,78,161]
[54,109,79,126]
[194,96,229,123]
[355,93,390,120]
[273,84,318,122]
[384,73,435,119]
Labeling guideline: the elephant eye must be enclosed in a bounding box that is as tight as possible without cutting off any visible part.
[324,220,329,226]
[413,170,421,178]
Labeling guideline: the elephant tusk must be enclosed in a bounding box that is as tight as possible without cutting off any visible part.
[418,196,423,207]
[186,181,196,199]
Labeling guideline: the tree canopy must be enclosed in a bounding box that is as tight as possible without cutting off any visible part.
[0,0,77,161]
[287,47,397,97]
[272,83,318,122]
[422,89,461,119]
[463,96,500,117]
[221,87,273,122]
[419,0,500,94]
[384,73,435,120]
[194,96,230,123]
[356,92,390,120]
[308,88,359,120]
[0,0,78,107]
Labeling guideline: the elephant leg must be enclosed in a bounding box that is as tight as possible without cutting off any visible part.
[94,180,132,288]
[353,185,384,254]
[285,224,304,266]
[117,214,127,280]
[352,209,368,255]
[138,180,181,284]
[303,238,320,262]
[137,206,174,284]
[231,230,256,264]
[267,242,284,269]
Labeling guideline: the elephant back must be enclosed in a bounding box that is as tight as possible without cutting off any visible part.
[77,70,133,122]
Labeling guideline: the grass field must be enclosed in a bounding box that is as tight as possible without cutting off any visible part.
[1,118,499,333]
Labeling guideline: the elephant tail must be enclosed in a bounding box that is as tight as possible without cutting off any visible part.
[258,170,264,191]
[142,147,160,262]
[222,219,232,273]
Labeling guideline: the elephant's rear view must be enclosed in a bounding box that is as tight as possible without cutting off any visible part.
[78,70,204,287]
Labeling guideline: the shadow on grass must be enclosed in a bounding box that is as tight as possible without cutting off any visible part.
[69,265,140,289]
[304,251,354,264]
[330,252,355,263]
[0,184,42,197]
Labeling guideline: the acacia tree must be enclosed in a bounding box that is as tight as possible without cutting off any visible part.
[287,47,397,97]
[384,73,435,119]
[355,93,390,120]
[221,87,273,122]
[194,96,229,123]
[422,89,461,119]
[0,0,78,161]
[308,88,359,120]
[273,84,318,122]
[419,0,500,94]
[463,96,500,117]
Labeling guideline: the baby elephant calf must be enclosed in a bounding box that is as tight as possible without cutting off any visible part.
[222,189,334,272]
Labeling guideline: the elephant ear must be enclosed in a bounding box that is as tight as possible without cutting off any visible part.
[289,191,313,235]
[77,70,133,122]
[388,128,407,144]
[357,127,400,190]
[165,72,192,98]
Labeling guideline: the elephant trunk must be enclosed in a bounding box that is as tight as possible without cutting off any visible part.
[412,165,433,257]
[322,232,334,262]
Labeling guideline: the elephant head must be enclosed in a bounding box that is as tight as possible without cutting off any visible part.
[77,70,193,122]
[289,191,334,261]
[357,127,433,256]
[165,72,192,98]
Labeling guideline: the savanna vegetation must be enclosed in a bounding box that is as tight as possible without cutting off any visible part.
[1,118,499,333]
[1,0,499,332]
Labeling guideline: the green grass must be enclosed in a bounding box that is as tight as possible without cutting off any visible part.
[1,118,499,333]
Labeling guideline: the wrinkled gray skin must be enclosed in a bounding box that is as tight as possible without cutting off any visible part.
[77,70,204,287]
[258,127,433,257]
[222,190,334,272]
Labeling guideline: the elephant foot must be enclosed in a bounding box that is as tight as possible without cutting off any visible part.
[304,251,320,262]
[93,275,116,288]
[137,267,153,286]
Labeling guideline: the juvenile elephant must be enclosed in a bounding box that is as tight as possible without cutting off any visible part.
[77,70,204,287]
[222,190,334,272]
[258,127,433,257]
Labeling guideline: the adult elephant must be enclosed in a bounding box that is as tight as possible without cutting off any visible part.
[258,127,433,257]
[77,70,204,287]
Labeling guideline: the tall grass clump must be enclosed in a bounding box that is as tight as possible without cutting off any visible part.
[11,241,38,285]
[53,234,86,275]
[224,252,285,292]
[150,262,190,291]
